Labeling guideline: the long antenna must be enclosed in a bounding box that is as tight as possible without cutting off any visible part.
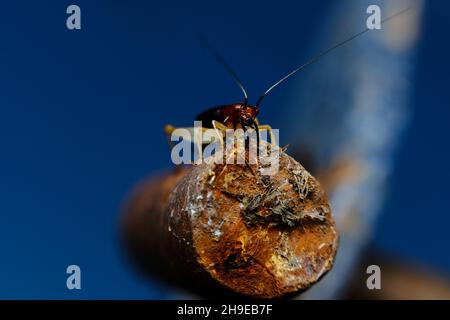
[199,37,249,105]
[255,6,413,107]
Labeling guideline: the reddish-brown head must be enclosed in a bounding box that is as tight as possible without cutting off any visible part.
[221,103,259,128]
[239,104,259,126]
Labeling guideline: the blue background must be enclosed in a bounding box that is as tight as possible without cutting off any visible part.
[0,1,449,298]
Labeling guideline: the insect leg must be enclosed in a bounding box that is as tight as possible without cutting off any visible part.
[257,124,278,146]
[211,120,230,151]
[211,120,229,132]
[212,120,244,179]
[164,124,214,150]
[164,124,177,149]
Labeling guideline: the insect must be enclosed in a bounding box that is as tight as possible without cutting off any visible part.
[165,7,411,149]
[164,41,278,149]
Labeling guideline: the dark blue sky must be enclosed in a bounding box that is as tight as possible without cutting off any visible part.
[374,0,450,274]
[0,1,449,298]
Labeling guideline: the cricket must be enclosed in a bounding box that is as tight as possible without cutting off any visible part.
[164,7,412,166]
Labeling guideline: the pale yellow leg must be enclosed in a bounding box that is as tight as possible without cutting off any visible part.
[211,120,229,131]
[165,124,222,144]
[164,124,217,160]
[164,124,177,149]
[257,124,278,146]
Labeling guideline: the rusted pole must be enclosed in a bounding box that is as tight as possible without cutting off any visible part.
[122,149,338,299]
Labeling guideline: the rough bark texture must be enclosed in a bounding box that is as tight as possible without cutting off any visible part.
[123,150,338,299]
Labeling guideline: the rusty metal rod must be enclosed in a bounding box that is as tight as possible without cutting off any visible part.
[122,149,338,298]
